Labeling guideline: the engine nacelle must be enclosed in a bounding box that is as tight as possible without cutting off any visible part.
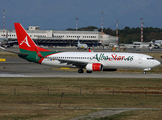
[86,63,103,72]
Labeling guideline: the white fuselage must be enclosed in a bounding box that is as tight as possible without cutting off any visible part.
[41,52,160,70]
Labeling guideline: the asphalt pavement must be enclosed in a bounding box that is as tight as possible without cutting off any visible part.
[0,57,162,78]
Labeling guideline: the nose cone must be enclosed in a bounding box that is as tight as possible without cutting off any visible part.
[155,60,161,67]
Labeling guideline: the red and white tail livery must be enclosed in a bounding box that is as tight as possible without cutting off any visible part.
[14,23,50,52]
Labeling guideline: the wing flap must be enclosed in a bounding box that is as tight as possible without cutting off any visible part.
[53,58,88,68]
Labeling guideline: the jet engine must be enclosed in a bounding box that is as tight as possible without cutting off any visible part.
[86,63,103,73]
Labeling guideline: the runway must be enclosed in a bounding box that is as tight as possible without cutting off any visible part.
[0,53,162,119]
[0,57,162,78]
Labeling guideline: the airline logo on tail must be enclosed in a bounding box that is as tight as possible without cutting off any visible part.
[14,23,50,52]
[20,36,31,47]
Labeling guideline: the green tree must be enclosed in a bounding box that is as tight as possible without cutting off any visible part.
[66,26,162,44]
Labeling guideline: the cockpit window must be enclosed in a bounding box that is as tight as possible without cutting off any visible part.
[147,58,154,60]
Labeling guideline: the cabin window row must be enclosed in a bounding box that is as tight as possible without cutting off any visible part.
[83,36,96,38]
[53,36,97,38]
[54,36,64,38]
[48,57,90,59]
[66,36,96,38]
[1,34,16,37]
[48,57,124,60]
[34,35,46,37]
[1,34,96,38]
[67,36,80,38]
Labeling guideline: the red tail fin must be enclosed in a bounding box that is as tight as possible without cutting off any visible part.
[88,48,92,52]
[14,23,50,51]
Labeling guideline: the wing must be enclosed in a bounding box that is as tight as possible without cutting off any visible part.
[55,58,88,68]
[46,56,88,68]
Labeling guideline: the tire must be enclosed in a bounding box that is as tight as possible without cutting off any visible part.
[87,71,92,73]
[78,69,84,73]
[143,71,146,74]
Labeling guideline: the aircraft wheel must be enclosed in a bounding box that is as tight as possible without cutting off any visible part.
[78,69,84,73]
[87,71,92,73]
[143,71,146,74]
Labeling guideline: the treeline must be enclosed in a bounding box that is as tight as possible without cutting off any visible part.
[66,26,162,44]
[66,26,98,31]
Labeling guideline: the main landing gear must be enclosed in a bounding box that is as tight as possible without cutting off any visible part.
[87,71,92,73]
[143,71,146,74]
[78,68,84,73]
[78,68,93,73]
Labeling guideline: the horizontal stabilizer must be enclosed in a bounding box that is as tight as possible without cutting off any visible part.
[0,46,28,57]
[18,53,28,57]
[0,46,5,50]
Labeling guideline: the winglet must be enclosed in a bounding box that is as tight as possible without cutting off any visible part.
[88,48,92,52]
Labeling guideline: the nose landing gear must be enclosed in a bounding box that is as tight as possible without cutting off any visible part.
[143,71,146,74]
[143,68,151,74]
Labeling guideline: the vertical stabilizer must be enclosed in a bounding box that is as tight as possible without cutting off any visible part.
[14,23,50,52]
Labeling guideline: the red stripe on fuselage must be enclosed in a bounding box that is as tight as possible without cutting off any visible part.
[45,52,61,57]
[38,58,44,64]
[38,52,61,64]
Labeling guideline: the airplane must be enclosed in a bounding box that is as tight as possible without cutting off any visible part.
[154,40,162,48]
[76,37,88,50]
[0,38,8,45]
[0,23,161,74]
[0,30,9,46]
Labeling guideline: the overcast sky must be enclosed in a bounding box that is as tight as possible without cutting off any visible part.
[0,0,162,30]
